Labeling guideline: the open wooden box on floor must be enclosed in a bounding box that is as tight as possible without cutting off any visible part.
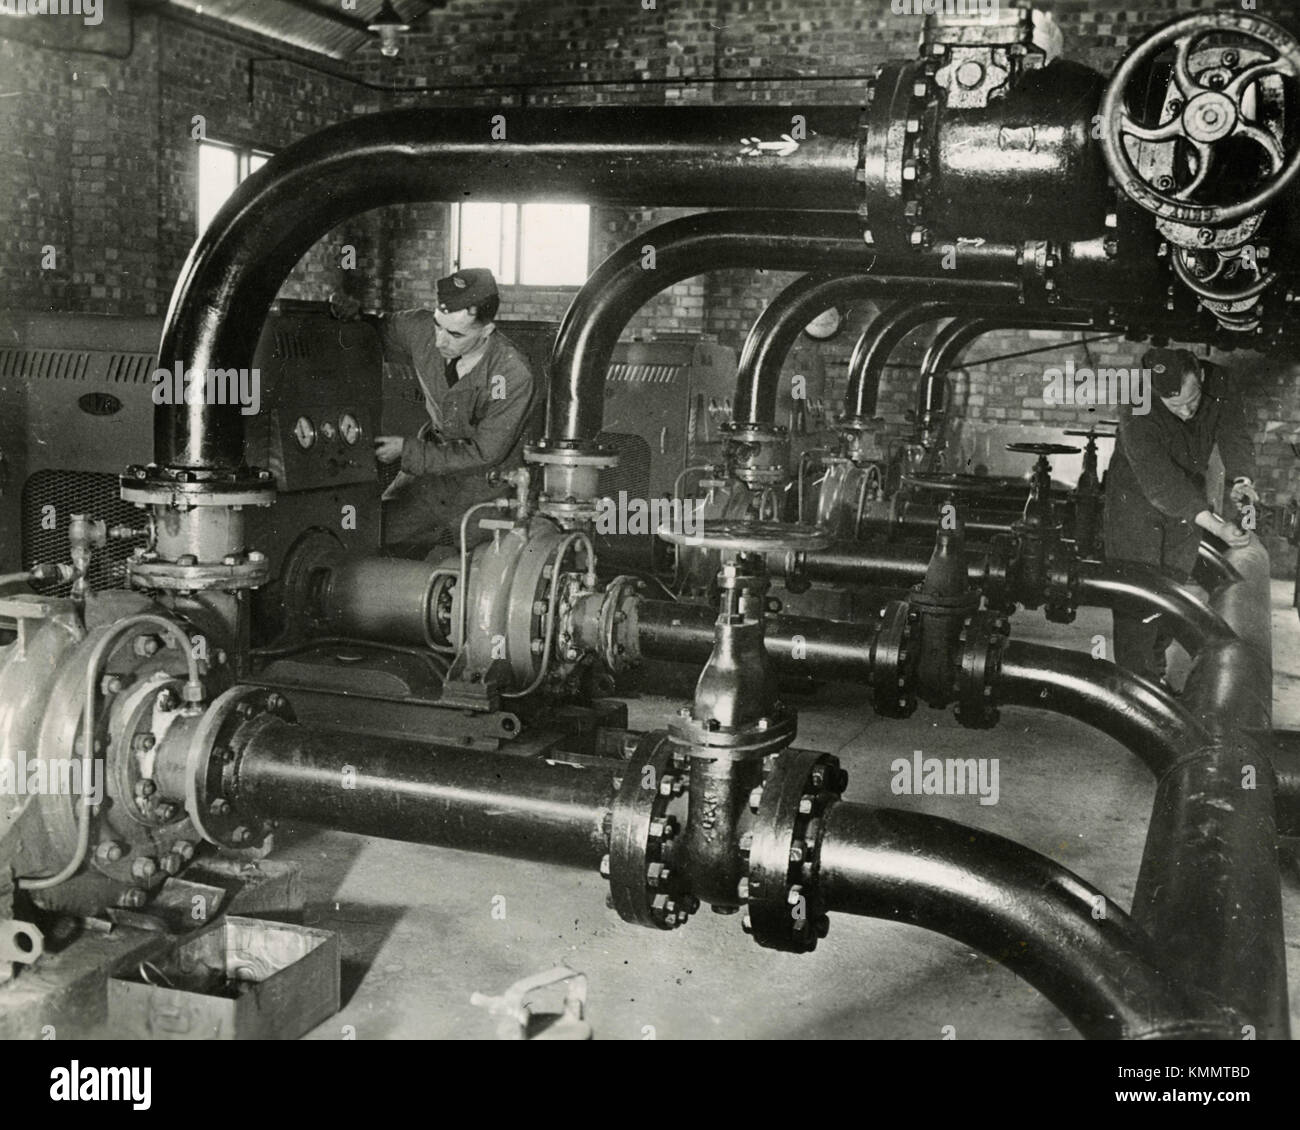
[108,916,339,1040]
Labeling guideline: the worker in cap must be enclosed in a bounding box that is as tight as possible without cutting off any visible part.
[330,268,537,557]
[1103,345,1257,687]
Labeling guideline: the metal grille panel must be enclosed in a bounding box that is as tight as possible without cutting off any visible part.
[22,471,140,595]
[0,348,90,381]
[104,353,157,384]
[595,432,652,502]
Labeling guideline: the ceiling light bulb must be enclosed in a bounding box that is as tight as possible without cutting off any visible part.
[368,1,410,59]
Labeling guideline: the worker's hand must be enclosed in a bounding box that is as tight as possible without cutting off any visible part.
[1230,476,1260,510]
[373,435,405,464]
[1194,509,1250,548]
[328,291,362,321]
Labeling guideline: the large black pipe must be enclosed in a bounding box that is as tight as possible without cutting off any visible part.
[546,212,1025,445]
[915,314,1097,430]
[997,641,1205,778]
[1259,730,1300,837]
[640,594,1228,786]
[1195,540,1238,588]
[796,542,1229,653]
[236,718,616,869]
[1073,559,1232,653]
[817,804,1232,1039]
[732,274,1020,426]
[636,600,878,684]
[1131,539,1288,1039]
[839,299,1092,424]
[862,510,1240,595]
[843,300,965,424]
[233,706,1230,1037]
[157,106,867,469]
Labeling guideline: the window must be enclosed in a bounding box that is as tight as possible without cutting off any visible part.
[196,141,272,235]
[451,202,591,286]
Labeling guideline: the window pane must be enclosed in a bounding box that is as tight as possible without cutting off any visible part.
[520,203,590,286]
[248,152,269,175]
[458,201,516,284]
[196,143,239,236]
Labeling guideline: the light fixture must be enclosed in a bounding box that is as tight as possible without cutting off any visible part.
[367,0,411,58]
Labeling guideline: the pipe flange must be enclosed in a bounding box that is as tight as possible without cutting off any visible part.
[109,671,190,832]
[120,465,276,509]
[1044,542,1078,624]
[954,612,1010,730]
[523,442,619,469]
[127,555,270,592]
[594,575,643,673]
[185,685,294,850]
[742,748,846,953]
[667,704,797,756]
[721,422,790,487]
[607,731,697,931]
[860,60,933,252]
[870,600,917,718]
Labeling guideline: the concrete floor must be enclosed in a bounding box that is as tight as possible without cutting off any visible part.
[277,583,1300,1040]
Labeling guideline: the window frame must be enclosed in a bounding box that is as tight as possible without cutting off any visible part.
[195,139,275,236]
[449,200,591,288]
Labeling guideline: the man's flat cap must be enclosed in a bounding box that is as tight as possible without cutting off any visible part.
[436,268,498,313]
[1142,346,1200,397]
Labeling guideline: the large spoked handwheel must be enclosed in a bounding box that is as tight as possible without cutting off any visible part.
[1098,13,1300,224]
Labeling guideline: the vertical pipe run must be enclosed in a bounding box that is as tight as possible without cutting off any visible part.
[1132,538,1287,1038]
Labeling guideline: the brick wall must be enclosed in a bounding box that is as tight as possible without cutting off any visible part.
[0,5,383,317]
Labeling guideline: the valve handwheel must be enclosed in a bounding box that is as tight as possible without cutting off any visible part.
[1063,425,1117,440]
[1098,13,1300,224]
[1006,443,1081,456]
[656,519,829,555]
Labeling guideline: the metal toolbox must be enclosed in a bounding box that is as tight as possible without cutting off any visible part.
[107,916,339,1040]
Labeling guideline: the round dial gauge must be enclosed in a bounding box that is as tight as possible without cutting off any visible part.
[293,416,316,449]
[339,413,361,446]
[804,306,843,340]
[319,420,337,442]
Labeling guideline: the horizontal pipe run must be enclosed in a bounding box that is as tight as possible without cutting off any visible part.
[798,542,942,588]
[997,641,1205,778]
[1074,559,1231,654]
[235,718,616,870]
[635,600,878,684]
[817,803,1232,1039]
[159,106,868,468]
